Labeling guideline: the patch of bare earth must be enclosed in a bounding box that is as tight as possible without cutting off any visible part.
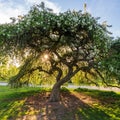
[16,91,99,120]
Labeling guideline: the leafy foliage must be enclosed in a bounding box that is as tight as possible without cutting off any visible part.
[100,38,120,86]
[0,2,115,100]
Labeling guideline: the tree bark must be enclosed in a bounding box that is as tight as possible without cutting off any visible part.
[49,68,74,102]
[49,83,61,102]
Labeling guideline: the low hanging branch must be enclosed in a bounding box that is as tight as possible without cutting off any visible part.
[95,69,120,88]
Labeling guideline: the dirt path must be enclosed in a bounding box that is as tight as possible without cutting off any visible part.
[67,85,120,92]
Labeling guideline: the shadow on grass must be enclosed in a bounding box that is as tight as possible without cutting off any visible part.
[74,87,120,99]
[0,87,45,120]
[0,88,112,120]
[74,88,120,119]
[44,92,110,120]
[0,92,110,120]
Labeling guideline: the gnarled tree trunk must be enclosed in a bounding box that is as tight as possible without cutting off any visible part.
[49,69,74,102]
[49,83,61,102]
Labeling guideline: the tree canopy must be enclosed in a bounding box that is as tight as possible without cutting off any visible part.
[100,38,120,86]
[0,3,116,101]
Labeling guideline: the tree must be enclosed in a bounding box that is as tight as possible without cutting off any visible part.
[100,38,120,86]
[0,3,112,101]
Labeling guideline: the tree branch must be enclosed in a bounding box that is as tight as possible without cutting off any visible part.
[95,69,120,88]
[85,72,99,86]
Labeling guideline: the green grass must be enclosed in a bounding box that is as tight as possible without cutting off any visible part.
[0,86,51,101]
[75,88,120,120]
[0,86,49,120]
[0,86,120,120]
[74,87,120,98]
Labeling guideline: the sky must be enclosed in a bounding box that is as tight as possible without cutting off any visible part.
[0,0,120,38]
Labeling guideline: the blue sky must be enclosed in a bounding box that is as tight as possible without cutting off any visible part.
[0,0,120,37]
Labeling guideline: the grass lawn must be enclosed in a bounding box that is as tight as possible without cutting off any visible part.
[74,88,120,120]
[0,86,120,120]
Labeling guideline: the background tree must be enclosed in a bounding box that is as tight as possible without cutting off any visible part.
[0,3,112,101]
[100,38,120,86]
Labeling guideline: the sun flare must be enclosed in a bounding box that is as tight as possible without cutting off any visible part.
[44,54,49,60]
